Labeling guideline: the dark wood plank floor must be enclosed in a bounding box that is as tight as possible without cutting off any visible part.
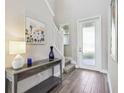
[50,69,109,93]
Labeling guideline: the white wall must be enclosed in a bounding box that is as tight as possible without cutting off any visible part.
[6,0,25,67]
[25,0,56,61]
[108,57,118,93]
[54,0,109,70]
[6,0,60,92]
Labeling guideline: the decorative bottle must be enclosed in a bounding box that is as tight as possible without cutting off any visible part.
[49,46,54,61]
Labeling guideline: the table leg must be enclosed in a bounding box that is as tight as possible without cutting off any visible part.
[5,78,8,93]
[60,61,62,83]
[52,66,54,76]
[5,72,8,93]
[12,74,17,93]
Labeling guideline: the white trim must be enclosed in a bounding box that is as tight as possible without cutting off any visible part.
[77,67,108,74]
[53,43,64,58]
[101,70,112,93]
[107,73,113,93]
[99,69,113,93]
[44,0,55,17]
[77,67,101,72]
[53,44,65,71]
[100,69,108,74]
[76,16,102,23]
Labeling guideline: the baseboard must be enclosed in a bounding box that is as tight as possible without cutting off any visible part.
[100,69,108,74]
[100,70,112,93]
[76,66,101,72]
[107,74,113,93]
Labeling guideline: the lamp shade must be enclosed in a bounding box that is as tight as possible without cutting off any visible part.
[9,41,26,54]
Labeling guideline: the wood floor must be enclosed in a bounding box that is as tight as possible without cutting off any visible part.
[50,69,109,93]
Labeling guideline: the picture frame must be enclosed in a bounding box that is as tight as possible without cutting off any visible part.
[25,17,46,45]
[110,0,118,62]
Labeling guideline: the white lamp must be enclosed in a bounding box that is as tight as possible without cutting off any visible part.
[9,41,26,69]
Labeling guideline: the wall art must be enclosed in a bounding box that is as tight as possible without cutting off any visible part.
[25,17,46,44]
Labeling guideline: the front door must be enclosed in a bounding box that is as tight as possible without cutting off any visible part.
[77,16,102,71]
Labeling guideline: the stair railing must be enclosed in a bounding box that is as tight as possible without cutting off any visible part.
[51,21,65,71]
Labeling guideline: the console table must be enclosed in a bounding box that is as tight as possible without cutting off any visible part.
[5,58,62,93]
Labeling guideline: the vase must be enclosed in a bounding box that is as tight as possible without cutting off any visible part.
[12,54,25,69]
[49,46,54,61]
[27,58,32,67]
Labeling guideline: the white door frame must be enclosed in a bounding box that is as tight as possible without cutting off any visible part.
[77,16,102,71]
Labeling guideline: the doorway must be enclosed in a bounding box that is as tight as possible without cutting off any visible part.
[77,16,102,71]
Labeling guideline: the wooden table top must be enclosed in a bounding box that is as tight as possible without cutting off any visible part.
[5,58,61,75]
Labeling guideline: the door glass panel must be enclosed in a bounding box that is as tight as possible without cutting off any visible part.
[82,22,95,66]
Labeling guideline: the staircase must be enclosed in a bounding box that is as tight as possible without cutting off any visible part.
[51,19,65,71]
[64,58,75,74]
[51,22,75,74]
[51,19,76,74]
[45,2,75,74]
